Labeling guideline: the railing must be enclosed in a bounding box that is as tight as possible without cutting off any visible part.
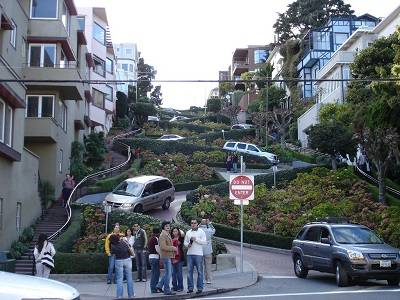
[48,129,141,241]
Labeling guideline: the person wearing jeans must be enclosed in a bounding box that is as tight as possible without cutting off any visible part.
[199,218,216,284]
[148,227,162,293]
[105,224,123,284]
[158,221,177,296]
[110,234,134,298]
[133,223,148,282]
[171,227,184,291]
[184,219,207,294]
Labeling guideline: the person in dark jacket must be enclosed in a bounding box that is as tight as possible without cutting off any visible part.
[110,234,134,298]
[148,227,162,293]
[171,226,185,292]
[133,223,148,282]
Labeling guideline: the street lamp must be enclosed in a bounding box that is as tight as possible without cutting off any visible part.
[265,76,269,148]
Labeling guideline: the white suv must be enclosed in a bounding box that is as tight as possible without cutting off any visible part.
[231,124,254,130]
[223,141,279,164]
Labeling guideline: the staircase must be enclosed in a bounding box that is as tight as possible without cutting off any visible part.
[14,205,67,275]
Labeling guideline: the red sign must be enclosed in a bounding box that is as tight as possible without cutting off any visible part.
[229,175,254,200]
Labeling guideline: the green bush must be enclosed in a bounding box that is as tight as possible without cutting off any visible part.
[190,129,256,144]
[175,178,225,192]
[213,223,293,249]
[9,240,28,259]
[19,227,34,244]
[54,209,83,252]
[39,180,55,208]
[53,253,110,274]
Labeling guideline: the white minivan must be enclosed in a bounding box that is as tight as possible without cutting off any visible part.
[104,176,175,213]
[223,141,279,164]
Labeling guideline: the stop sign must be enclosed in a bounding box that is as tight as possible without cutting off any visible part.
[229,175,254,200]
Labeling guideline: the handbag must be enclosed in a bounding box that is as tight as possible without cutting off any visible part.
[41,252,54,269]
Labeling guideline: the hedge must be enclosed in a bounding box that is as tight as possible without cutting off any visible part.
[54,253,113,274]
[53,208,82,252]
[175,178,225,192]
[189,129,256,144]
[158,121,215,133]
[181,114,231,125]
[205,161,271,170]
[213,223,293,249]
[186,166,314,203]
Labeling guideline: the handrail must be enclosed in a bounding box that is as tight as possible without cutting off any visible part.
[48,129,140,241]
[354,164,400,198]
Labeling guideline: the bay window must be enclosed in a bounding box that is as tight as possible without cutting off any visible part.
[105,85,113,102]
[93,55,105,77]
[30,0,58,19]
[92,89,104,108]
[106,58,113,74]
[0,99,13,147]
[26,95,55,118]
[61,1,70,35]
[29,44,56,67]
[93,22,105,45]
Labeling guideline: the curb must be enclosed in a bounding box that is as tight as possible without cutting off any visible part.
[126,288,237,300]
[215,237,292,256]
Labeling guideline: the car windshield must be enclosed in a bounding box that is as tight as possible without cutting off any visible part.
[113,181,144,197]
[332,227,383,244]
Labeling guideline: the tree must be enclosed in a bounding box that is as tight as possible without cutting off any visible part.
[267,107,293,148]
[222,105,241,125]
[273,0,354,44]
[84,132,105,170]
[136,57,157,101]
[251,112,267,142]
[132,102,157,127]
[116,91,128,119]
[206,98,222,113]
[219,82,234,98]
[307,121,355,170]
[150,85,163,106]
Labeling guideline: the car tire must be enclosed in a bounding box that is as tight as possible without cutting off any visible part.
[387,278,400,286]
[162,198,171,210]
[133,204,143,213]
[336,261,350,287]
[293,255,308,278]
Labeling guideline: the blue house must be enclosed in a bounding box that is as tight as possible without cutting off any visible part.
[297,14,379,99]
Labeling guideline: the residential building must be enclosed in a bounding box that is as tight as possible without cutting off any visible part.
[297,14,379,100]
[297,5,400,147]
[77,7,116,133]
[114,43,139,96]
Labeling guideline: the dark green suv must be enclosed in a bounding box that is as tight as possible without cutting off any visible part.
[291,221,400,287]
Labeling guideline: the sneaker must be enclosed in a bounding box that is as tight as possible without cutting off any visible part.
[142,278,147,282]
[107,280,111,284]
[177,289,183,292]
[206,281,212,284]
[164,292,176,295]
[156,288,164,293]
[196,290,203,294]
[187,290,193,293]
[135,279,142,282]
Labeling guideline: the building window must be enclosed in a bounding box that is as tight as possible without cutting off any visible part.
[0,198,3,231]
[59,149,63,173]
[92,89,104,108]
[93,22,105,45]
[105,85,113,102]
[93,55,105,77]
[121,63,128,72]
[77,16,85,31]
[254,49,268,64]
[61,1,70,35]
[129,64,134,72]
[60,49,69,68]
[28,44,56,67]
[59,100,67,131]
[30,0,58,19]
[10,20,17,48]
[0,99,13,147]
[26,95,55,118]
[16,202,21,233]
[106,58,113,74]
[125,48,133,56]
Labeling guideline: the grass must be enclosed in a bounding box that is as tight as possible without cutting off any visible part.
[368,184,400,207]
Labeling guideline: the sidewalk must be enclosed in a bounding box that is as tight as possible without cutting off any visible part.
[50,260,257,300]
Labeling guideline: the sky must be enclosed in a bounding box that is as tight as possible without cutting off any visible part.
[75,0,400,109]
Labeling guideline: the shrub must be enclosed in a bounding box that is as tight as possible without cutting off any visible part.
[54,209,83,252]
[9,240,28,259]
[19,227,34,244]
[53,253,110,274]
[39,180,55,208]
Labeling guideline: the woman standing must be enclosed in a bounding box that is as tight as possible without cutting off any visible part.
[148,227,162,293]
[33,233,56,278]
[171,227,184,292]
[110,234,134,298]
[123,228,135,251]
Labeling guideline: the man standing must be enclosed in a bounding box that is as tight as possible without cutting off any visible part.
[199,218,216,284]
[105,223,122,284]
[158,221,177,296]
[147,227,162,293]
[184,218,207,294]
[132,223,148,282]
[61,174,75,207]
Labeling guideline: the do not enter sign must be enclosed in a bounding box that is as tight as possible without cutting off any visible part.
[229,175,254,200]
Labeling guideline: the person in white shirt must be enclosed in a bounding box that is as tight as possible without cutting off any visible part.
[184,219,206,294]
[33,233,56,278]
[199,218,216,284]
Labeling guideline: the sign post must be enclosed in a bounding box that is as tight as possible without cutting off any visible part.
[104,204,112,233]
[229,165,254,273]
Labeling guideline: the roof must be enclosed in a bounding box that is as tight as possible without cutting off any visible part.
[125,175,166,184]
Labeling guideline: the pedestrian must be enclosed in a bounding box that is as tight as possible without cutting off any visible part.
[123,228,135,250]
[199,218,216,284]
[132,223,148,282]
[34,233,56,278]
[184,218,207,294]
[232,152,238,173]
[105,223,123,284]
[109,234,135,299]
[157,220,177,296]
[61,174,75,207]
[148,227,162,293]
[226,154,232,172]
[171,227,185,292]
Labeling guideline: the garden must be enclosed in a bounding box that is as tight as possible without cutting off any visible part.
[181,167,400,249]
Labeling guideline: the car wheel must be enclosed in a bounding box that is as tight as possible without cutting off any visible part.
[162,198,171,210]
[336,261,350,287]
[387,278,400,286]
[133,204,143,213]
[293,255,308,278]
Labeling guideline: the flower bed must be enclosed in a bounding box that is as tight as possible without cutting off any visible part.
[182,167,400,248]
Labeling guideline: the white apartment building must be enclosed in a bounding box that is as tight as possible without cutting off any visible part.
[297,4,400,147]
[114,43,139,95]
[77,7,116,133]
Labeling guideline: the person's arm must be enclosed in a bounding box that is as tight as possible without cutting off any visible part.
[105,234,111,256]
[183,231,190,247]
[33,246,39,260]
[195,230,207,245]
[209,223,216,235]
[159,235,175,252]
[143,229,148,249]
[49,242,56,257]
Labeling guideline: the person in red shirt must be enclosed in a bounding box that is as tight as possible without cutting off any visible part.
[171,227,185,292]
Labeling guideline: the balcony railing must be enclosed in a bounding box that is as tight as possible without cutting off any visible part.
[317,51,355,79]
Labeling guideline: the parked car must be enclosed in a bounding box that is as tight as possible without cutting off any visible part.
[231,124,254,130]
[104,176,175,213]
[147,115,160,122]
[291,220,400,287]
[0,271,80,300]
[157,134,185,141]
[222,141,279,164]
[169,116,189,122]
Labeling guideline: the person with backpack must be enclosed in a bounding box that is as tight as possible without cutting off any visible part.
[33,233,56,278]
